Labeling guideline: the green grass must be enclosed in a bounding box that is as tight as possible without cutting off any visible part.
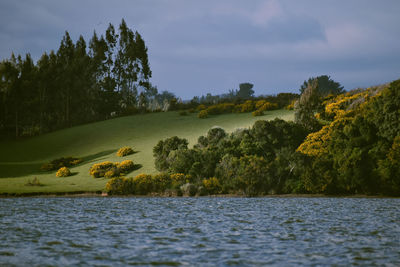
[0,109,294,194]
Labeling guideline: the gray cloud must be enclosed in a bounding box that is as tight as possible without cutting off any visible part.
[1,0,399,99]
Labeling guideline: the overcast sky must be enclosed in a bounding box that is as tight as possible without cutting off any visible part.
[1,0,399,99]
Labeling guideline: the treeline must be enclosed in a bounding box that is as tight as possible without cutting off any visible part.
[0,19,162,138]
[169,82,298,113]
[106,76,400,196]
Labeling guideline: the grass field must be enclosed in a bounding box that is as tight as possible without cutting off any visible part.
[0,110,294,194]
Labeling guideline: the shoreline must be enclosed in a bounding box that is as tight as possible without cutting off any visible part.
[0,191,398,199]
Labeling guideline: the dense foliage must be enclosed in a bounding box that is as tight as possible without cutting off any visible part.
[296,80,400,195]
[114,78,400,196]
[0,19,155,138]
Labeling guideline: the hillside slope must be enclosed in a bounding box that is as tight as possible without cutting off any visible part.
[0,110,294,193]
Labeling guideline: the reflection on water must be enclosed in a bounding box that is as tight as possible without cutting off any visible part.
[1,197,399,266]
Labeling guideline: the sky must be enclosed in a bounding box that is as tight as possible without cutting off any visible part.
[0,0,399,99]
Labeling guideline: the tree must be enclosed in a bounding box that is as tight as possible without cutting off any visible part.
[295,79,322,132]
[237,83,254,99]
[300,75,344,96]
[153,136,189,171]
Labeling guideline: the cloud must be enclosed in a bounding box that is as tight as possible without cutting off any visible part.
[0,0,399,99]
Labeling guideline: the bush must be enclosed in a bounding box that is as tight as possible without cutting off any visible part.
[25,177,43,186]
[41,157,82,171]
[197,104,207,111]
[179,110,188,116]
[106,177,134,195]
[117,146,134,157]
[89,161,117,178]
[188,108,196,113]
[252,109,264,116]
[180,183,197,196]
[240,100,255,113]
[119,160,135,173]
[255,100,267,110]
[198,110,208,119]
[133,174,154,195]
[152,173,171,192]
[56,167,71,177]
[104,168,120,178]
[202,177,222,194]
[259,102,278,111]
[170,173,191,188]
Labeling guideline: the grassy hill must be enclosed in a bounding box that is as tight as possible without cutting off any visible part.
[0,110,294,194]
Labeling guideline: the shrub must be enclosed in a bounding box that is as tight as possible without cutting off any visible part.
[41,157,82,171]
[179,110,188,116]
[255,100,267,110]
[152,173,171,192]
[252,109,264,116]
[202,177,222,194]
[170,173,191,188]
[106,177,134,195]
[119,160,135,174]
[104,168,120,178]
[260,102,278,111]
[170,173,188,183]
[117,146,134,157]
[198,110,208,119]
[56,167,71,177]
[188,108,196,113]
[153,136,189,171]
[240,100,255,113]
[197,104,207,111]
[133,174,154,195]
[180,183,197,196]
[25,177,43,186]
[89,161,117,178]
[285,100,296,110]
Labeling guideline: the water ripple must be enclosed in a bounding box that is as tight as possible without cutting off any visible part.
[0,197,399,266]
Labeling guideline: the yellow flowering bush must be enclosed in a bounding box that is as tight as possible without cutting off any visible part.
[118,160,135,173]
[197,104,206,111]
[202,177,222,194]
[198,109,208,118]
[105,177,133,195]
[152,173,171,192]
[89,161,117,178]
[133,174,154,195]
[259,102,278,111]
[56,167,71,177]
[252,109,264,116]
[117,146,134,157]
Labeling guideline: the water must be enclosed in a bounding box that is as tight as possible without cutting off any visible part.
[0,197,399,266]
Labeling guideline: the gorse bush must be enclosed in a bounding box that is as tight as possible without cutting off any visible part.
[56,167,71,177]
[90,161,117,178]
[119,160,135,173]
[133,174,154,195]
[252,109,264,116]
[90,160,135,178]
[105,177,133,195]
[117,146,134,157]
[198,109,208,118]
[202,177,222,194]
[41,157,82,171]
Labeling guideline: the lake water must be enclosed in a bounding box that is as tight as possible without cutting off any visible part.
[0,197,399,266]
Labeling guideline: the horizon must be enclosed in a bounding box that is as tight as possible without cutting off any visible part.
[1,0,400,99]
